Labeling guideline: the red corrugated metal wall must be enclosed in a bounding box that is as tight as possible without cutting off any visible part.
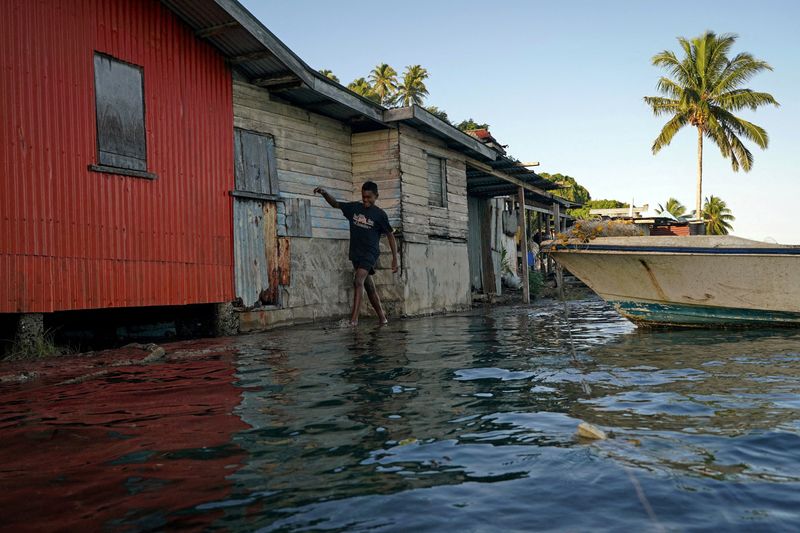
[1,0,234,313]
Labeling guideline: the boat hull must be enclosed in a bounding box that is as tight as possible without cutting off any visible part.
[610,300,800,327]
[546,236,800,328]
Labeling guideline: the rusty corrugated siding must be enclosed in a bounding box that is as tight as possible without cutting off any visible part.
[1,0,234,313]
[651,225,691,237]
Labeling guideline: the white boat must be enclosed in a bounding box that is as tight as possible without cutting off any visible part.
[544,236,800,327]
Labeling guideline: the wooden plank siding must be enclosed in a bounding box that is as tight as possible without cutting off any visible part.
[233,81,354,240]
[352,128,402,229]
[398,124,469,243]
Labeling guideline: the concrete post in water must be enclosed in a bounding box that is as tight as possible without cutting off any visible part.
[213,302,239,337]
[14,313,44,355]
[518,187,530,304]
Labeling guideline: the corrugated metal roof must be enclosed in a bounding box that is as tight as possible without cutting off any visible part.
[160,0,562,194]
[466,161,577,208]
[384,106,497,160]
[159,0,386,126]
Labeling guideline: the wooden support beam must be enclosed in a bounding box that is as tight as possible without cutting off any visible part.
[518,187,530,304]
[545,207,552,275]
[480,198,496,296]
[468,160,550,197]
[229,50,276,65]
[553,202,564,298]
[524,204,553,214]
[252,73,303,89]
[195,21,240,38]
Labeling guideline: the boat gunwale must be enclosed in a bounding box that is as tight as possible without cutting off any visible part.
[544,244,800,256]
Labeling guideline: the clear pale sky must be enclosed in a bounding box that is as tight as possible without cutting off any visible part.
[241,0,799,244]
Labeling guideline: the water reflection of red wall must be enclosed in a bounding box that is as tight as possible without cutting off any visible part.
[0,358,249,531]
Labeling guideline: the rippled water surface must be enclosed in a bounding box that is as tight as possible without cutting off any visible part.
[2,298,800,531]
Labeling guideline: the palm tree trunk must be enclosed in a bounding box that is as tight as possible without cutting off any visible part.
[696,127,703,220]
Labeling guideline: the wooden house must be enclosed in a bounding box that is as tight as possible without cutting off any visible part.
[1,0,573,347]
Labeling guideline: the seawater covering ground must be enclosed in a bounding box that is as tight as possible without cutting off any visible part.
[2,298,800,531]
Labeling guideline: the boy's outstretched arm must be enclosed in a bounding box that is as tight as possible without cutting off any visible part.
[387,231,399,273]
[314,187,339,209]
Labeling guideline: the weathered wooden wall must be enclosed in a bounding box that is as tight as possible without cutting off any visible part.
[351,128,401,228]
[397,125,469,244]
[233,81,354,240]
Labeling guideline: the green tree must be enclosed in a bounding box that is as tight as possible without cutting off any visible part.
[425,106,452,124]
[318,69,339,83]
[539,172,591,204]
[347,77,381,104]
[369,63,399,106]
[657,197,688,218]
[396,65,429,107]
[644,31,779,219]
[568,199,629,220]
[702,195,735,235]
[457,118,490,131]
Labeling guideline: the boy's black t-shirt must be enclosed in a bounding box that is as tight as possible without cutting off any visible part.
[340,201,392,266]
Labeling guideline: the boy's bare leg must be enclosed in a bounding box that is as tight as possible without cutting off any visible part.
[364,275,388,324]
[351,268,369,326]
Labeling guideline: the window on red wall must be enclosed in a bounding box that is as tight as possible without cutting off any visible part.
[92,53,148,174]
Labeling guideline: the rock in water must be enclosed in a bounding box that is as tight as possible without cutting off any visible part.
[142,346,166,363]
[577,422,607,440]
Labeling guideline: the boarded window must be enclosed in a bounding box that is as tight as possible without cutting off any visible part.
[234,128,279,195]
[427,155,447,207]
[94,53,147,171]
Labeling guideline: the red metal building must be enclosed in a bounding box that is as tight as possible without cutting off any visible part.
[1,0,234,313]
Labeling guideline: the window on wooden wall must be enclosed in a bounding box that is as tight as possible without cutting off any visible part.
[427,154,447,208]
[92,53,149,176]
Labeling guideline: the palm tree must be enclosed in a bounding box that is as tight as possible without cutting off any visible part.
[318,69,339,83]
[347,77,381,104]
[702,195,735,235]
[368,63,398,106]
[395,65,429,107]
[657,197,687,218]
[644,31,779,219]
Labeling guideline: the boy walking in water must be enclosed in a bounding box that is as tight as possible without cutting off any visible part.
[314,181,398,326]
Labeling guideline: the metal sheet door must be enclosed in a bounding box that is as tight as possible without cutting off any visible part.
[233,199,270,306]
[232,128,280,306]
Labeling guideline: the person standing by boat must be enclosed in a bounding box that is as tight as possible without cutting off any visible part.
[314,181,398,326]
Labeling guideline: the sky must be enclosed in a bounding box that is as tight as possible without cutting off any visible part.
[241,0,800,244]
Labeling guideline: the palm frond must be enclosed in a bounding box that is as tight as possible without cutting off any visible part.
[643,96,681,116]
[655,77,685,99]
[652,50,692,85]
[651,113,689,153]
[713,107,770,149]
[714,54,774,93]
[723,125,755,171]
[715,89,779,111]
[706,32,737,77]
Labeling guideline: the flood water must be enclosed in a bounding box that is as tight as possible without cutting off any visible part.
[2,298,800,531]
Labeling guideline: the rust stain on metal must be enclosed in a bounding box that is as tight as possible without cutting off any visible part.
[261,202,279,305]
[277,238,291,286]
[638,259,668,302]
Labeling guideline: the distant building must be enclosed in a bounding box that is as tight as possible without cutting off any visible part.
[589,205,704,236]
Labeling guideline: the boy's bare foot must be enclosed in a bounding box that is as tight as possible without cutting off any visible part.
[350,319,358,327]
[379,318,388,325]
